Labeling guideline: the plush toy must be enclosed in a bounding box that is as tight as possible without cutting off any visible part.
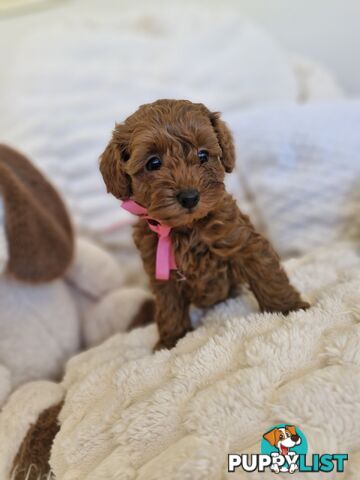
[0,145,150,407]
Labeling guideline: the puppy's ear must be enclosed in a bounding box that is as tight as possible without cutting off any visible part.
[263,428,277,446]
[286,425,297,436]
[210,112,235,173]
[99,127,131,200]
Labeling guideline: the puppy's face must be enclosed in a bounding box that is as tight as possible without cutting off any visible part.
[100,99,235,227]
[263,426,301,455]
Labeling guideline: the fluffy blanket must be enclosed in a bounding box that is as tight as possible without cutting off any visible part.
[226,101,360,258]
[1,243,359,479]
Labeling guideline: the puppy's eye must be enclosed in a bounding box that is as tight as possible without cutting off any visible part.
[198,149,209,164]
[146,156,162,171]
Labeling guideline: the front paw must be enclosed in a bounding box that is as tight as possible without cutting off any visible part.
[289,463,298,474]
[284,300,310,314]
[153,336,179,351]
[153,327,193,351]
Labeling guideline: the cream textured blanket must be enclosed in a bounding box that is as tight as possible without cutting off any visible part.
[1,243,359,479]
[37,245,360,477]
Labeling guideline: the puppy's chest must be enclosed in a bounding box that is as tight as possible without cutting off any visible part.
[172,231,232,305]
[173,233,214,273]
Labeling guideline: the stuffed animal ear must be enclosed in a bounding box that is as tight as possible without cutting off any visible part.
[99,126,132,200]
[0,144,74,283]
[210,112,235,173]
[263,428,277,446]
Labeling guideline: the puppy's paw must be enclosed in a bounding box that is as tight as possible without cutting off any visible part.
[285,300,311,314]
[153,336,179,351]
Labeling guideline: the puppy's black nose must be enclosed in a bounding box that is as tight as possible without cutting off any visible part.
[176,189,200,209]
[291,434,300,442]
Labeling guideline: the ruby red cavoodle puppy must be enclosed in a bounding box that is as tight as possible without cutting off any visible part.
[100,99,309,350]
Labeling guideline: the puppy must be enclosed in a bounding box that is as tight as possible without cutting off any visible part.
[100,99,309,350]
[263,425,302,473]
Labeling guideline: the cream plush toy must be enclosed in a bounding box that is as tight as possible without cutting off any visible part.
[0,145,151,407]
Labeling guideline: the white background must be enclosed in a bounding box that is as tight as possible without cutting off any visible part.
[230,0,360,95]
[0,0,359,95]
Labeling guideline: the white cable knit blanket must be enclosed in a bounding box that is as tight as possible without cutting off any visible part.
[9,243,349,479]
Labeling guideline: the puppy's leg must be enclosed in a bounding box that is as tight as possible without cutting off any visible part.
[153,282,191,351]
[133,224,192,350]
[238,233,310,314]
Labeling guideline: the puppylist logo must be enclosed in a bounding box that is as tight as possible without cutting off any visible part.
[228,424,348,474]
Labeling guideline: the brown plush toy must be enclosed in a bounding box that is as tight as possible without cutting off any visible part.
[100,99,310,350]
[0,144,73,282]
[0,145,142,400]
[0,144,80,400]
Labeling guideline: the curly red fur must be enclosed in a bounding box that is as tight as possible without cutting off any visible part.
[100,99,309,350]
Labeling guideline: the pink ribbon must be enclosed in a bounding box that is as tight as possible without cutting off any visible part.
[121,200,177,281]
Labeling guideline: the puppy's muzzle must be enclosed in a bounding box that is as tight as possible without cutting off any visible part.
[176,189,200,209]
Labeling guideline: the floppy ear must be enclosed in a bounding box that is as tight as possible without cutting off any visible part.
[286,425,297,436]
[99,127,132,200]
[210,112,235,173]
[263,428,277,446]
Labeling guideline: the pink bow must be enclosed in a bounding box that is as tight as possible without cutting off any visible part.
[121,200,177,281]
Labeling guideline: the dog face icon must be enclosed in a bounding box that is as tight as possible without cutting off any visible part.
[263,426,302,473]
[263,425,301,455]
